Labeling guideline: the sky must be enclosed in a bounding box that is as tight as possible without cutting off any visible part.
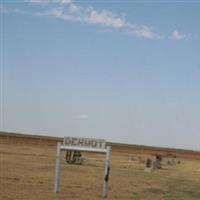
[0,0,200,150]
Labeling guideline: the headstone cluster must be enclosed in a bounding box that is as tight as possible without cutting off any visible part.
[166,158,181,166]
[144,154,162,172]
[144,153,181,172]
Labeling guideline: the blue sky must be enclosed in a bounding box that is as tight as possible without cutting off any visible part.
[1,0,200,150]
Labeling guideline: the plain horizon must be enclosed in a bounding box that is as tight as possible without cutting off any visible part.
[1,0,200,150]
[1,130,199,152]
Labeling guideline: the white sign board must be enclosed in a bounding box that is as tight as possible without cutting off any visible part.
[63,136,106,149]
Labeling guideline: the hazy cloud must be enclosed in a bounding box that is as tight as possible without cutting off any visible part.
[25,0,162,39]
[2,1,189,40]
[25,0,51,4]
[25,0,72,4]
[170,30,186,40]
[60,0,73,4]
[75,114,89,119]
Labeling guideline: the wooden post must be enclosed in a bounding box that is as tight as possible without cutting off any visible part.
[102,146,111,198]
[54,142,61,193]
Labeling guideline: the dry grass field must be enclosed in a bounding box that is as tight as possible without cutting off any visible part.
[1,134,200,200]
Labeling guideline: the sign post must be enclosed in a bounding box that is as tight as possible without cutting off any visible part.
[102,145,111,198]
[54,142,61,193]
[54,137,111,198]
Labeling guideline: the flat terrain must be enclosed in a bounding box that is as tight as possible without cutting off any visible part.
[1,135,200,200]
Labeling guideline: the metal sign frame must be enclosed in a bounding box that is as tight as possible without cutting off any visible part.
[54,137,111,198]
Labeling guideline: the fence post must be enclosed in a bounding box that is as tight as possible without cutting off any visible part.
[102,146,111,198]
[54,142,61,193]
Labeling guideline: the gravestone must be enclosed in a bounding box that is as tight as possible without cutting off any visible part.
[167,160,172,165]
[146,158,152,168]
[152,160,161,169]
[152,155,162,169]
[144,158,153,172]
[171,159,176,166]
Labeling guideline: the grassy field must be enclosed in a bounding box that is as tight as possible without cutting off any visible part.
[0,134,200,200]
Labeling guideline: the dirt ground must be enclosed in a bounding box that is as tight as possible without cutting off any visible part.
[1,135,200,200]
